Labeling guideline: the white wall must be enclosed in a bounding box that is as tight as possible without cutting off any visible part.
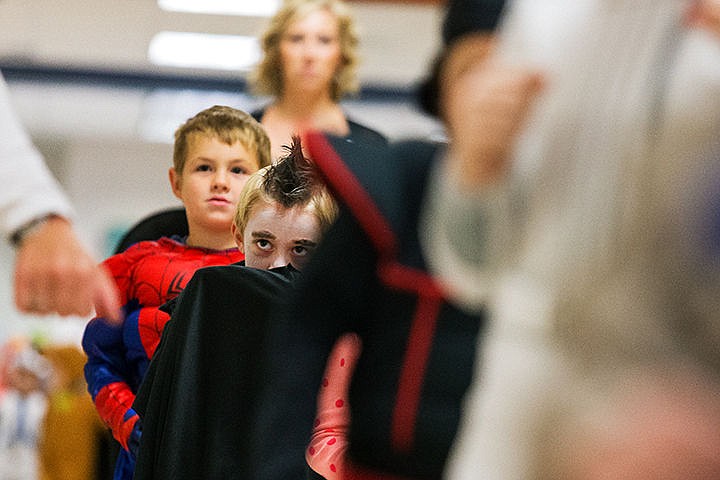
[0,0,443,88]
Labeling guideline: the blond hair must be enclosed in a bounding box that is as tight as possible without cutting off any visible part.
[173,105,272,174]
[250,0,360,102]
[233,136,338,235]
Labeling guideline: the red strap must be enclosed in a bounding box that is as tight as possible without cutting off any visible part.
[306,131,448,454]
[305,131,397,257]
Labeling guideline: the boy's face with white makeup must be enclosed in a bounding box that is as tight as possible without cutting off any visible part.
[232,201,322,271]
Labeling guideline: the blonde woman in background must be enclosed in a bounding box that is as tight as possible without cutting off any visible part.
[250,0,386,160]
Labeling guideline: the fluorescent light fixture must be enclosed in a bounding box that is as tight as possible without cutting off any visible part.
[148,31,261,71]
[158,0,280,17]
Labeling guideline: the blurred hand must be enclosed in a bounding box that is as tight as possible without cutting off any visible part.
[686,0,720,38]
[556,369,720,480]
[13,216,121,323]
[440,36,544,191]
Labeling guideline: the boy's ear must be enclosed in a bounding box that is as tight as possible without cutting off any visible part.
[231,222,245,253]
[168,168,183,200]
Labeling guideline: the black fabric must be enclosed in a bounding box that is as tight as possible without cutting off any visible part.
[133,263,300,480]
[113,207,188,254]
[442,0,506,45]
[251,108,388,149]
[307,468,327,480]
[417,0,507,117]
[249,136,485,480]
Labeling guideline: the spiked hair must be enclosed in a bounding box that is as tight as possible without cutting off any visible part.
[262,135,319,208]
[233,136,338,235]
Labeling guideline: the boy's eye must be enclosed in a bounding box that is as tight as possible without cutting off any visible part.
[256,239,272,251]
[196,164,211,172]
[292,245,310,256]
[318,35,334,45]
[231,166,248,175]
[287,34,304,43]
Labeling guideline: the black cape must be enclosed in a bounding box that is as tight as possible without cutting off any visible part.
[251,107,389,149]
[249,134,485,480]
[133,263,300,480]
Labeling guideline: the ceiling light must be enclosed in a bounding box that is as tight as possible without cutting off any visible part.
[158,0,280,17]
[148,32,261,71]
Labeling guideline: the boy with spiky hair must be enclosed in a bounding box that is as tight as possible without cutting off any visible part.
[232,135,338,271]
[132,136,344,480]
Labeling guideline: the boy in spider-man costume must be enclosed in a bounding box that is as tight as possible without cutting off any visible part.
[82,105,271,480]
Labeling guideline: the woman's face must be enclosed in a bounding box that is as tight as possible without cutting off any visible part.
[279,8,342,95]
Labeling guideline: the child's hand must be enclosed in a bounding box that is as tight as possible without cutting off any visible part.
[442,58,544,191]
[686,0,720,39]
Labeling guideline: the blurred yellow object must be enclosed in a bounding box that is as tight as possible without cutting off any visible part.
[38,345,107,480]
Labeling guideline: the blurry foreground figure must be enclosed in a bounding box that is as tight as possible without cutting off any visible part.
[426,0,720,478]
[537,365,720,480]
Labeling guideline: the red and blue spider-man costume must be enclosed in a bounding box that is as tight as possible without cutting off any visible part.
[82,237,244,480]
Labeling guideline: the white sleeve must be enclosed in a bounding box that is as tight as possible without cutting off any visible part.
[0,72,74,240]
[420,150,514,312]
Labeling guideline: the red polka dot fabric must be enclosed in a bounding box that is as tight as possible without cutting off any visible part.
[306,333,362,480]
